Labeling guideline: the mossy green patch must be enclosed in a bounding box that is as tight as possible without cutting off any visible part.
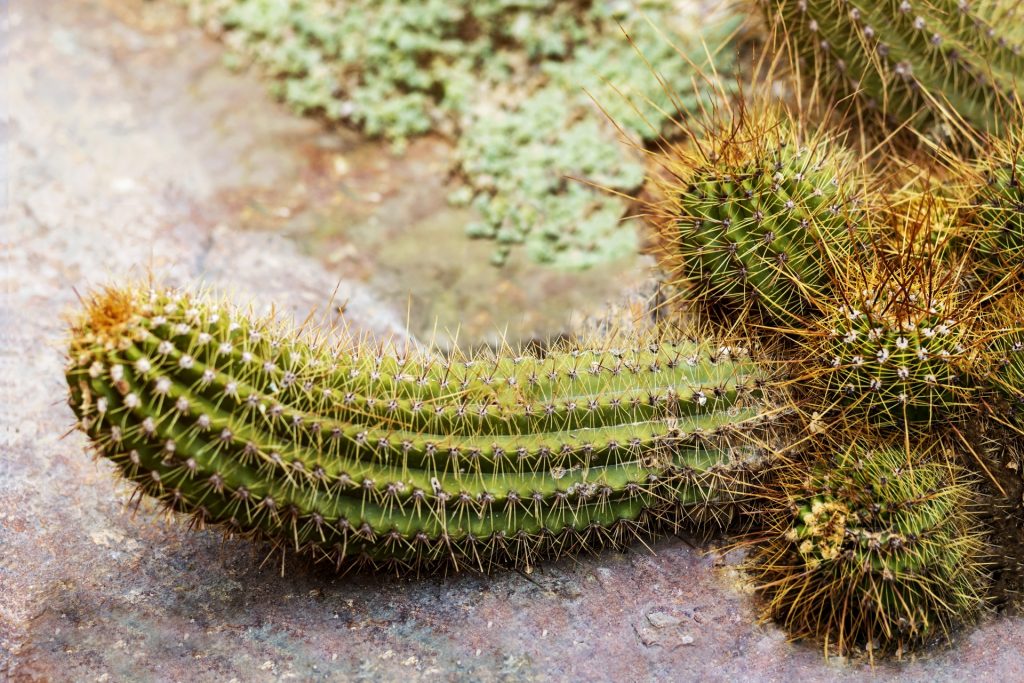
[183,0,741,268]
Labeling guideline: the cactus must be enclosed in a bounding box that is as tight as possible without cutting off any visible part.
[183,0,742,269]
[795,261,977,427]
[747,441,988,655]
[977,292,1024,414]
[964,127,1024,283]
[760,0,1024,133]
[650,109,864,327]
[65,285,783,573]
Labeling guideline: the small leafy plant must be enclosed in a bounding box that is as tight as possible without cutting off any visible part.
[184,0,742,268]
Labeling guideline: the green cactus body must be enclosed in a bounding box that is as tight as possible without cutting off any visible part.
[66,286,780,572]
[970,136,1024,278]
[657,119,861,326]
[762,0,1024,132]
[983,335,1024,411]
[979,294,1024,411]
[807,278,973,425]
[748,444,987,654]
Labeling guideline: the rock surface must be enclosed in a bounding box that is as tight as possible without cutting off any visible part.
[5,1,1024,680]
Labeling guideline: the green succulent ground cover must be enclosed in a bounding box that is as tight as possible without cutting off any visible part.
[184,0,740,268]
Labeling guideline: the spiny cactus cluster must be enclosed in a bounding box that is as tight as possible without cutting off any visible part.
[67,285,783,573]
[636,4,1024,642]
[643,97,1000,654]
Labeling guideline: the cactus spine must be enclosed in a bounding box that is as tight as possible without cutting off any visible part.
[66,285,781,573]
[652,110,863,326]
[748,442,987,655]
[761,0,1024,132]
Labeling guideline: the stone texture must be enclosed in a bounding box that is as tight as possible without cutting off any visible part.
[5,0,1024,681]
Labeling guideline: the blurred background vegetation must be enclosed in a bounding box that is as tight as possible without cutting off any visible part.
[183,0,742,268]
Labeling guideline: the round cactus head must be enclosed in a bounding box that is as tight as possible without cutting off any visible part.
[759,0,1024,133]
[747,440,988,656]
[797,260,977,427]
[649,106,864,327]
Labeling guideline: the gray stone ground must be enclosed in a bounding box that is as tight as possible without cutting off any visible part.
[5,1,1024,680]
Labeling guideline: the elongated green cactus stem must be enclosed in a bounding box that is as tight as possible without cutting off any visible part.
[66,285,783,573]
[761,0,1024,132]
